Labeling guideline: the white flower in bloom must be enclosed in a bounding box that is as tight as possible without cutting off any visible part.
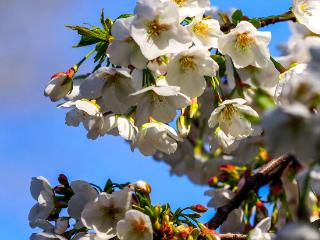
[59,99,104,140]
[218,21,271,68]
[168,0,211,22]
[101,114,138,141]
[131,85,191,126]
[108,17,148,68]
[68,181,98,220]
[205,188,235,208]
[275,63,320,107]
[208,98,259,140]
[80,67,135,114]
[237,60,279,92]
[292,0,320,34]
[276,223,320,240]
[186,17,222,49]
[30,218,69,239]
[211,128,239,154]
[116,210,153,240]
[131,0,192,60]
[131,122,182,156]
[44,72,73,102]
[81,188,132,239]
[29,177,54,228]
[166,48,219,97]
[249,218,274,240]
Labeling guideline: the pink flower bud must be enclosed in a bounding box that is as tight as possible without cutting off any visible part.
[44,70,73,102]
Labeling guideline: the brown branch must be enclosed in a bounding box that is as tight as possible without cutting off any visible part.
[206,155,295,230]
[220,233,247,240]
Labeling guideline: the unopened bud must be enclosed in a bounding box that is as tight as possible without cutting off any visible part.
[208,176,219,187]
[177,115,191,138]
[191,204,208,213]
[58,174,69,187]
[129,180,151,194]
[189,98,198,118]
[44,71,73,102]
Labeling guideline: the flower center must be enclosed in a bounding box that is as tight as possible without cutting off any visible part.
[147,19,170,37]
[152,93,168,104]
[132,218,147,233]
[235,32,254,51]
[179,55,196,72]
[193,21,210,38]
[300,2,313,16]
[173,0,186,7]
[221,104,237,120]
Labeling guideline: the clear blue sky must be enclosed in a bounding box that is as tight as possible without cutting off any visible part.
[0,0,291,238]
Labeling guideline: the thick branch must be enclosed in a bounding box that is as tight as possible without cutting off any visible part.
[220,233,247,240]
[206,155,295,230]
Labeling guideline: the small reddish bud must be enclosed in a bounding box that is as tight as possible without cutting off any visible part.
[58,174,69,187]
[208,176,219,187]
[191,204,208,213]
[256,200,264,208]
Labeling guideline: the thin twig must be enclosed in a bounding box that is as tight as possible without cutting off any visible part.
[220,233,247,240]
[206,155,295,230]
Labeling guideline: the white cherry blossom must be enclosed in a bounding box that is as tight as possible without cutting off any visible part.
[59,99,104,140]
[67,181,98,220]
[131,122,182,156]
[218,21,271,68]
[292,0,320,34]
[29,177,54,228]
[131,0,192,60]
[107,16,148,68]
[186,17,222,49]
[168,0,211,21]
[208,98,259,140]
[249,218,274,240]
[275,223,320,240]
[116,210,153,240]
[131,85,191,126]
[80,67,135,114]
[81,188,132,239]
[101,114,138,141]
[166,47,219,97]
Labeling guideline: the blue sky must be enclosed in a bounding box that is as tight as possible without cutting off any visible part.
[0,0,291,238]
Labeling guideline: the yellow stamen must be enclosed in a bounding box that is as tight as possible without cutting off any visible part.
[179,55,196,72]
[173,0,186,7]
[235,32,255,51]
[193,21,211,38]
[147,18,170,37]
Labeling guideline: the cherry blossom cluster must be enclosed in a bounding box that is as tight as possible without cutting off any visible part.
[29,174,223,240]
[41,0,320,239]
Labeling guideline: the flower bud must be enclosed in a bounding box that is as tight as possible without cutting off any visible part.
[191,204,208,213]
[208,176,219,187]
[54,218,69,235]
[129,180,152,194]
[189,98,198,118]
[44,69,74,102]
[177,115,191,138]
[58,174,69,187]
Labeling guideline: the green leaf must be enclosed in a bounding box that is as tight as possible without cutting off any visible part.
[231,9,243,25]
[104,179,113,193]
[66,25,107,48]
[93,42,108,63]
[100,9,108,31]
[116,14,134,20]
